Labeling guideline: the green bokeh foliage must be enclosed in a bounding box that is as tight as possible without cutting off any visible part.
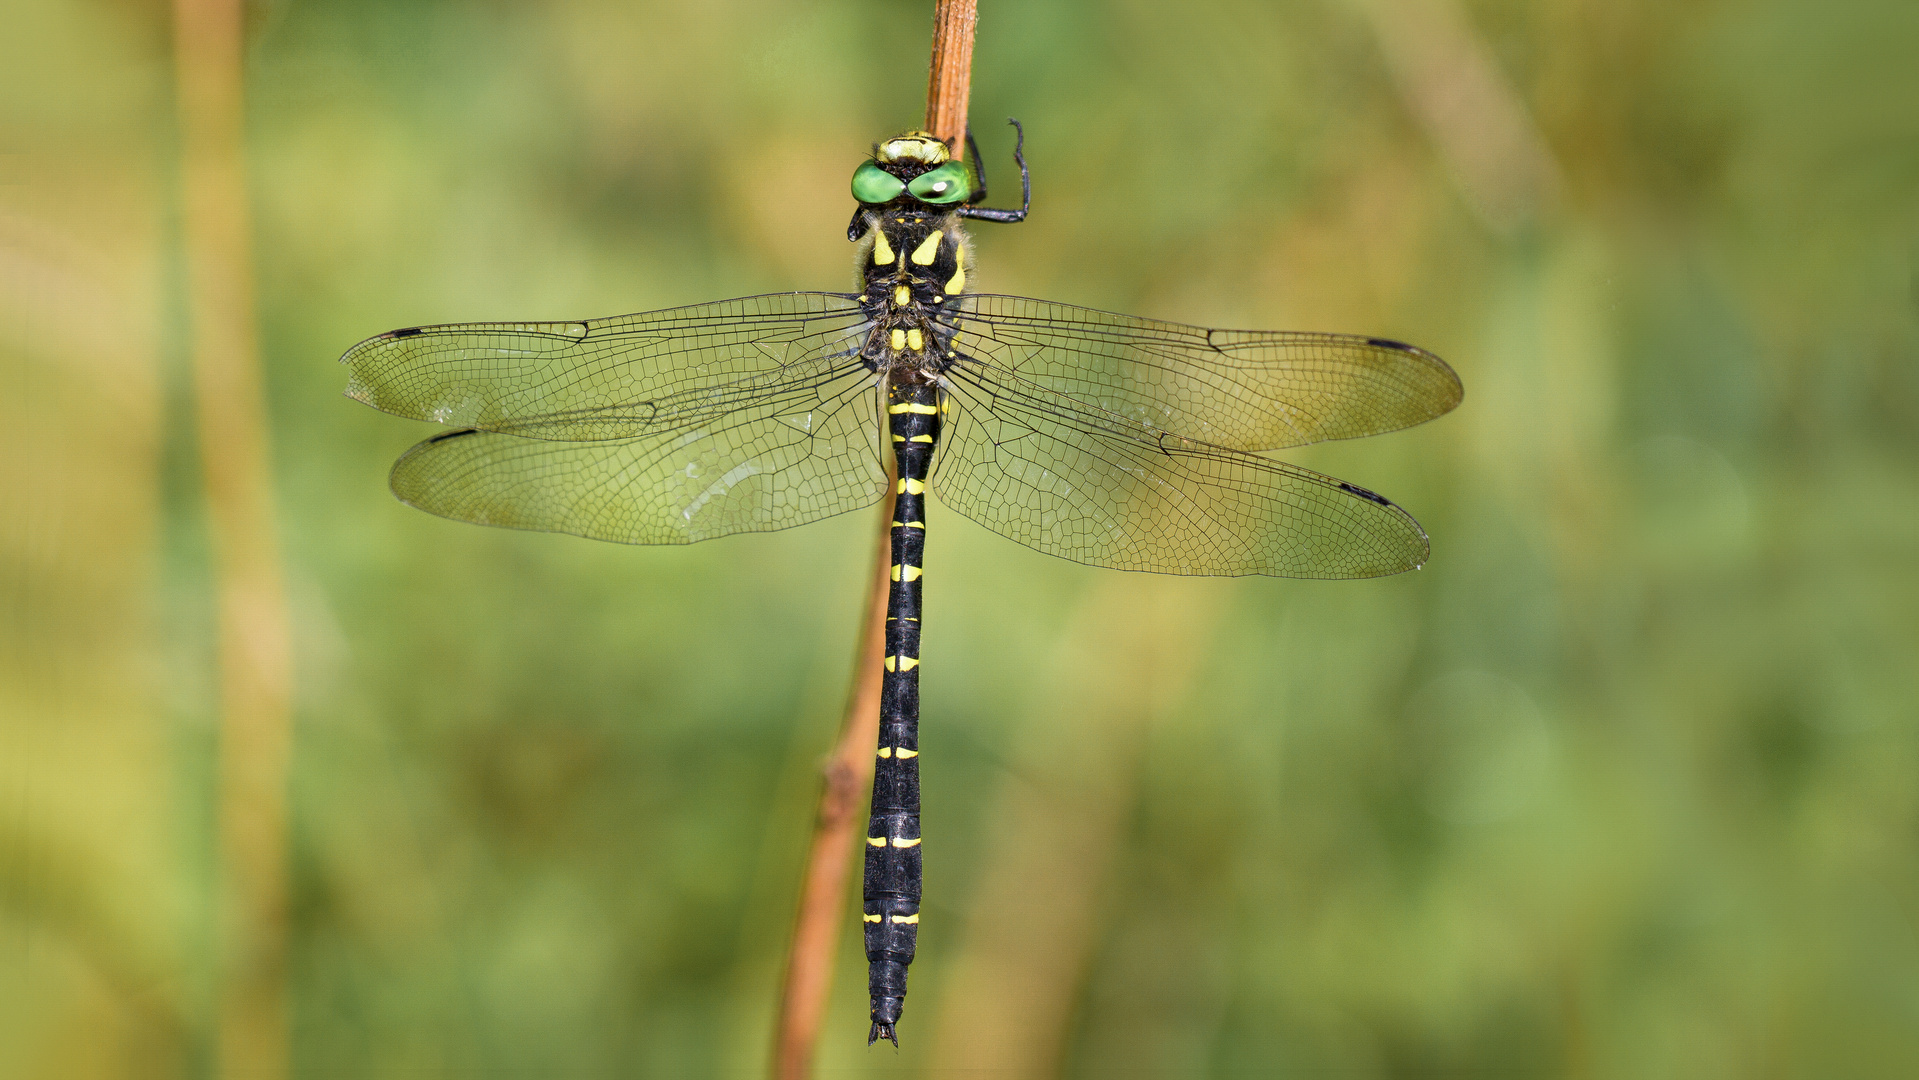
[4,0,1917,1077]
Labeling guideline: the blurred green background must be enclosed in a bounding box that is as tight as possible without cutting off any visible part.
[6,0,1918,1077]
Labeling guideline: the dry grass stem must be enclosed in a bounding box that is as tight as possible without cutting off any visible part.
[173,0,295,1078]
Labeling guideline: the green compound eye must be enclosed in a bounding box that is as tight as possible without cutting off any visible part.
[906,161,973,204]
[851,162,906,204]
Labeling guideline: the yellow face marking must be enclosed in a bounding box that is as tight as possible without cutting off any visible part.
[877,746,892,758]
[894,285,910,306]
[867,836,886,847]
[864,913,884,923]
[911,230,943,265]
[945,249,966,294]
[872,229,895,265]
[897,656,919,671]
[891,837,921,848]
[905,328,924,352]
[896,748,919,759]
[910,434,933,443]
[890,913,920,925]
[878,133,949,165]
[898,477,926,494]
[889,329,906,351]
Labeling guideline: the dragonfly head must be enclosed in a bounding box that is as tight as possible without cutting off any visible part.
[852,131,974,208]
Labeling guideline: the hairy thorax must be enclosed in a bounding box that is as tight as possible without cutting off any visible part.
[855,206,972,384]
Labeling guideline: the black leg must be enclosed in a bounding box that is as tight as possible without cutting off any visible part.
[848,205,869,243]
[964,127,988,203]
[957,118,1028,225]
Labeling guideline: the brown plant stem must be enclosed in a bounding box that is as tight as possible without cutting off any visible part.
[769,467,895,1080]
[924,0,978,148]
[768,2,976,1075]
[172,1,294,1078]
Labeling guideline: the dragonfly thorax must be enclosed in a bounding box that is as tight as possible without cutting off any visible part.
[856,208,970,377]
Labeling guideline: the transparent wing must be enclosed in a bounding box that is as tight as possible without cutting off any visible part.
[341,293,891,544]
[341,292,869,441]
[386,371,884,545]
[934,363,1430,578]
[945,295,1462,451]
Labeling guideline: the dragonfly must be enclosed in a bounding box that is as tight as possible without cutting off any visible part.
[339,120,1462,1046]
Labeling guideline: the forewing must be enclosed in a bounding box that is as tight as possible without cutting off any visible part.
[934,367,1429,578]
[387,371,886,545]
[341,292,869,441]
[945,295,1462,451]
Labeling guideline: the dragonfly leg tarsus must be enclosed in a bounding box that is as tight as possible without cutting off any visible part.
[957,117,1028,224]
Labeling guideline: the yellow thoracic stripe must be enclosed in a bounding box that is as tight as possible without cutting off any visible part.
[945,249,966,294]
[877,746,892,758]
[867,836,886,847]
[888,402,940,414]
[898,477,926,494]
[863,913,884,923]
[906,328,924,352]
[872,229,895,265]
[890,328,905,350]
[910,433,933,442]
[891,564,922,582]
[911,230,943,265]
[891,837,921,848]
[896,748,918,758]
[894,285,909,305]
[891,913,920,925]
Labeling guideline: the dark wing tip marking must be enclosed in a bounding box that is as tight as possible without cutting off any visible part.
[1365,337,1416,352]
[389,326,425,338]
[1339,481,1394,507]
[426,428,481,445]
